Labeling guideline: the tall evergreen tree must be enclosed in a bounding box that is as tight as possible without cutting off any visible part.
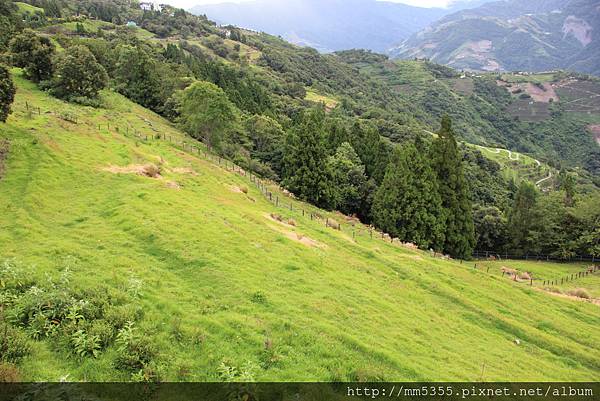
[282,108,333,209]
[509,181,540,255]
[431,116,475,259]
[350,121,390,184]
[327,142,368,216]
[372,142,445,250]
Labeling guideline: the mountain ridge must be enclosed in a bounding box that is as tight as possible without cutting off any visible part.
[190,0,492,53]
[391,0,600,75]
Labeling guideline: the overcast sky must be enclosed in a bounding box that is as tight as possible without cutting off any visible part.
[162,0,462,9]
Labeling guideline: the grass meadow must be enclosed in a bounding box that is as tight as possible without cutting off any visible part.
[1,71,599,382]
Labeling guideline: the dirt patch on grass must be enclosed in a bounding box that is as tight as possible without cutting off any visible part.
[230,185,248,194]
[264,213,325,248]
[165,181,181,190]
[265,213,296,228]
[539,287,599,306]
[102,164,162,178]
[588,125,600,145]
[172,167,198,176]
[524,83,559,103]
[283,231,324,248]
[0,139,9,180]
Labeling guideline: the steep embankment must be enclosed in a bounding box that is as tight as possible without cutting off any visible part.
[1,71,599,381]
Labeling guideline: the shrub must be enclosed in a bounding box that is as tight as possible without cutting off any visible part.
[87,320,114,349]
[71,329,101,358]
[114,322,157,372]
[59,111,78,124]
[0,323,32,363]
[567,288,591,299]
[251,291,267,304]
[105,305,143,330]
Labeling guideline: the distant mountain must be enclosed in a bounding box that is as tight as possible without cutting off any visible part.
[189,0,491,53]
[391,0,600,75]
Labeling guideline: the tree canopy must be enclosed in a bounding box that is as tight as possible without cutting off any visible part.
[179,81,238,150]
[50,45,108,102]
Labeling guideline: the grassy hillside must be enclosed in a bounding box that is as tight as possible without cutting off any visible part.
[1,70,599,382]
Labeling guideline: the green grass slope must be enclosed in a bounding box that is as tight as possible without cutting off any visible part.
[1,71,599,382]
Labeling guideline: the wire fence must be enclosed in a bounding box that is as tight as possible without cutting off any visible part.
[90,119,600,279]
[101,121,408,248]
[473,250,597,263]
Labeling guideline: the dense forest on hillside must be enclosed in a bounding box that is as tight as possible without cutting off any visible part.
[0,0,598,260]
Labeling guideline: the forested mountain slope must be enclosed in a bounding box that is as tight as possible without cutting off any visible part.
[391,0,600,76]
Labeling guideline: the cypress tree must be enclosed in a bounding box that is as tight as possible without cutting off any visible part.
[372,142,445,250]
[282,108,333,209]
[509,181,539,255]
[431,116,476,259]
[350,121,390,184]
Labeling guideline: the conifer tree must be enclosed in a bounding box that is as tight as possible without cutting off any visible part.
[350,121,390,184]
[282,108,333,209]
[431,116,475,259]
[327,142,367,216]
[509,181,539,255]
[372,142,445,250]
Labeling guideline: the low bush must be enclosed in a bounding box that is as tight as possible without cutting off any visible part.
[0,323,32,363]
[71,329,101,358]
[114,322,157,372]
[251,291,267,304]
[88,320,115,349]
[105,304,143,330]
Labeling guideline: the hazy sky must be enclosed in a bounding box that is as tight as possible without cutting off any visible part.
[162,0,461,9]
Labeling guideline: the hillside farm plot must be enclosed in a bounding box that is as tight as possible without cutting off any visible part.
[450,78,474,96]
[554,79,600,114]
[506,99,551,122]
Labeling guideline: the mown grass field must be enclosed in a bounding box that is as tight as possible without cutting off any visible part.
[1,70,599,382]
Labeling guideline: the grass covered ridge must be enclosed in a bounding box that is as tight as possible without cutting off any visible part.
[1,71,599,382]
